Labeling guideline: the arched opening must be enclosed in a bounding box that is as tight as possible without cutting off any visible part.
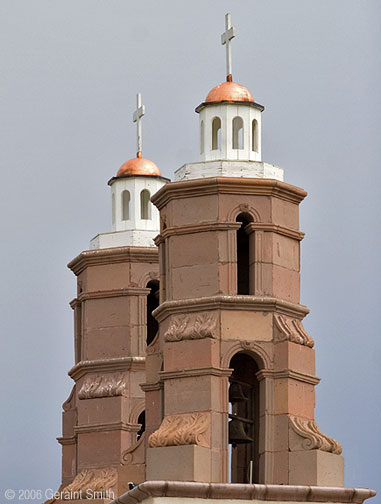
[137,410,145,440]
[122,190,130,220]
[236,213,253,294]
[200,120,204,154]
[252,119,258,152]
[140,189,151,220]
[146,280,159,346]
[111,193,115,225]
[228,352,259,483]
[232,116,244,150]
[212,117,221,150]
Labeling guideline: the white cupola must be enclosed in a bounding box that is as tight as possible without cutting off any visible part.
[196,80,263,162]
[175,13,283,182]
[90,93,169,250]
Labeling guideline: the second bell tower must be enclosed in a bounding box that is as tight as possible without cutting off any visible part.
[145,14,343,487]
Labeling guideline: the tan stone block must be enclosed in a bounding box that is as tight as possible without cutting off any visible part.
[77,431,128,468]
[83,326,129,360]
[77,270,88,293]
[164,339,219,371]
[164,375,225,415]
[274,341,316,376]
[77,397,123,425]
[218,262,232,295]
[260,262,274,297]
[210,411,228,450]
[169,232,219,268]
[85,298,130,328]
[146,445,211,482]
[221,310,273,341]
[171,195,218,227]
[272,265,300,303]
[259,232,273,264]
[289,450,344,486]
[210,447,227,482]
[217,230,232,264]
[272,234,300,271]
[268,450,289,484]
[129,370,146,398]
[171,264,219,299]
[62,408,76,438]
[61,443,76,487]
[86,263,129,291]
[272,198,300,229]
[274,379,315,418]
[271,414,290,453]
[145,389,163,436]
[145,353,162,383]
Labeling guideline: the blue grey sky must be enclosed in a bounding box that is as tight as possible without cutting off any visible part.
[0,0,380,501]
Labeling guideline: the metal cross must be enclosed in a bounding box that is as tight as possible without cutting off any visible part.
[221,13,236,82]
[132,92,145,157]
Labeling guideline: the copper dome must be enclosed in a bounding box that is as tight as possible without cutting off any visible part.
[205,81,254,104]
[117,156,161,177]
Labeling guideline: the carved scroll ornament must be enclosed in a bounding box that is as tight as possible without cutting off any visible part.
[78,373,127,399]
[165,313,217,342]
[289,416,342,455]
[61,467,118,494]
[148,412,209,448]
[274,314,314,348]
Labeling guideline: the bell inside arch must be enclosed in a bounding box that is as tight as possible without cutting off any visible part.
[229,382,248,403]
[228,417,254,447]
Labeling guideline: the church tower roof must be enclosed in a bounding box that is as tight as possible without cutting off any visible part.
[117,154,161,177]
[205,80,254,105]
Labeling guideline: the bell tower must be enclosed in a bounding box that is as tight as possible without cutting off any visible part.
[55,94,168,501]
[145,14,344,486]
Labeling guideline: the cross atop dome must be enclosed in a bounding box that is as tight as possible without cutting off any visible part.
[133,92,145,158]
[221,13,236,82]
[115,93,161,178]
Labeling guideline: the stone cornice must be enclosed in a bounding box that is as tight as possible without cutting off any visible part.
[74,421,140,434]
[161,222,241,239]
[69,298,80,309]
[245,222,305,241]
[157,221,304,242]
[256,369,321,385]
[111,481,376,504]
[140,382,163,392]
[68,357,145,381]
[151,177,307,210]
[160,367,232,381]
[56,435,76,446]
[68,246,158,276]
[153,296,309,323]
[77,287,150,303]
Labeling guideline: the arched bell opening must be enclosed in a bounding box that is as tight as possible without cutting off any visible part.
[252,119,259,153]
[140,189,151,220]
[236,213,254,295]
[146,280,159,346]
[121,190,130,221]
[212,117,221,150]
[228,352,259,483]
[137,410,145,440]
[232,116,244,150]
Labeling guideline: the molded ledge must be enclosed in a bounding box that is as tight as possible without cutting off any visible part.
[110,481,376,504]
